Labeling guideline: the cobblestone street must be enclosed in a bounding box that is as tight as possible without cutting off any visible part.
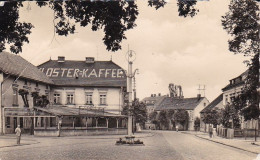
[0,131,258,160]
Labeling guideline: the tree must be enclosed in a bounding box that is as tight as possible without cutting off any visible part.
[132,99,148,128]
[149,111,159,128]
[122,98,147,129]
[219,104,240,128]
[194,117,200,131]
[202,109,221,127]
[173,109,189,130]
[166,109,175,129]
[222,0,259,121]
[158,110,168,129]
[0,0,201,54]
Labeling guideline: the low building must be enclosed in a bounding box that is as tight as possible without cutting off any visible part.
[155,94,209,131]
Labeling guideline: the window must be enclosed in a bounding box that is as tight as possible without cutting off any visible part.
[6,117,10,128]
[41,117,44,127]
[24,80,27,85]
[204,103,206,107]
[86,93,93,105]
[13,88,18,106]
[46,85,49,89]
[54,93,61,104]
[36,82,38,87]
[67,93,74,104]
[100,94,107,105]
[20,117,23,128]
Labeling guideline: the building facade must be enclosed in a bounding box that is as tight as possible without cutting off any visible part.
[0,53,128,136]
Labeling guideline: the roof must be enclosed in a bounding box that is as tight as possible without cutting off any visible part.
[142,96,166,106]
[200,94,223,113]
[222,70,248,91]
[0,52,53,84]
[38,59,126,87]
[34,106,127,117]
[155,97,205,111]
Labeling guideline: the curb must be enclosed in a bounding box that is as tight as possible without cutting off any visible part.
[195,135,258,155]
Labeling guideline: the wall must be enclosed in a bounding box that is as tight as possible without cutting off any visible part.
[223,85,243,105]
[2,76,50,108]
[1,74,51,134]
[191,98,209,131]
[50,87,124,114]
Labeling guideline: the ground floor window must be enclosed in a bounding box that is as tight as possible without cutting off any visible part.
[6,117,10,128]
[20,117,23,128]
[50,117,56,127]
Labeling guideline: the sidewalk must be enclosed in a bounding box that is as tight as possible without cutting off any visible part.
[182,131,260,154]
[0,134,39,148]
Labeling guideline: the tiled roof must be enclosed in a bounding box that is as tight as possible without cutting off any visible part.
[38,59,126,87]
[0,52,53,84]
[155,97,205,111]
[142,96,166,106]
[35,106,127,117]
[200,94,223,113]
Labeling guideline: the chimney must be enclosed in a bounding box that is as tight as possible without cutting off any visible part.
[158,93,161,97]
[58,56,65,63]
[86,57,95,63]
[197,94,201,100]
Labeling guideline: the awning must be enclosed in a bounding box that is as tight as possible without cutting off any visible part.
[34,106,127,118]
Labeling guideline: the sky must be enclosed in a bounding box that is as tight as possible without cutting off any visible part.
[10,0,248,102]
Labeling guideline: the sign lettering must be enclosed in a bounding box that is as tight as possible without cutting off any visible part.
[40,68,125,78]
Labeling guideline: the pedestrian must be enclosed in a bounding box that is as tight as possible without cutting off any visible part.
[15,125,21,145]
[176,125,179,132]
[209,125,213,138]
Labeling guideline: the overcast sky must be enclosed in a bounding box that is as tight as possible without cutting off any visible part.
[12,0,248,102]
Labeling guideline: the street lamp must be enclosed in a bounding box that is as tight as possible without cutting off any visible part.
[125,50,139,137]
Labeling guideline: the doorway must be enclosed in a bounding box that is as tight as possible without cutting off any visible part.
[13,117,17,133]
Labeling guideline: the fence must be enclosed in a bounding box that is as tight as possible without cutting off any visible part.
[217,126,260,139]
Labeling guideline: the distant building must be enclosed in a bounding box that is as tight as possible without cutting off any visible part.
[142,92,209,131]
[142,94,166,129]
[155,94,209,131]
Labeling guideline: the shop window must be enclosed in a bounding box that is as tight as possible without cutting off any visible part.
[50,117,56,127]
[20,117,23,128]
[54,93,61,104]
[6,117,10,128]
[85,93,93,105]
[99,94,107,105]
[66,93,74,104]
[13,88,18,106]
[41,117,44,127]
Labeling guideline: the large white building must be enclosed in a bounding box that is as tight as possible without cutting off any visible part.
[0,52,128,136]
